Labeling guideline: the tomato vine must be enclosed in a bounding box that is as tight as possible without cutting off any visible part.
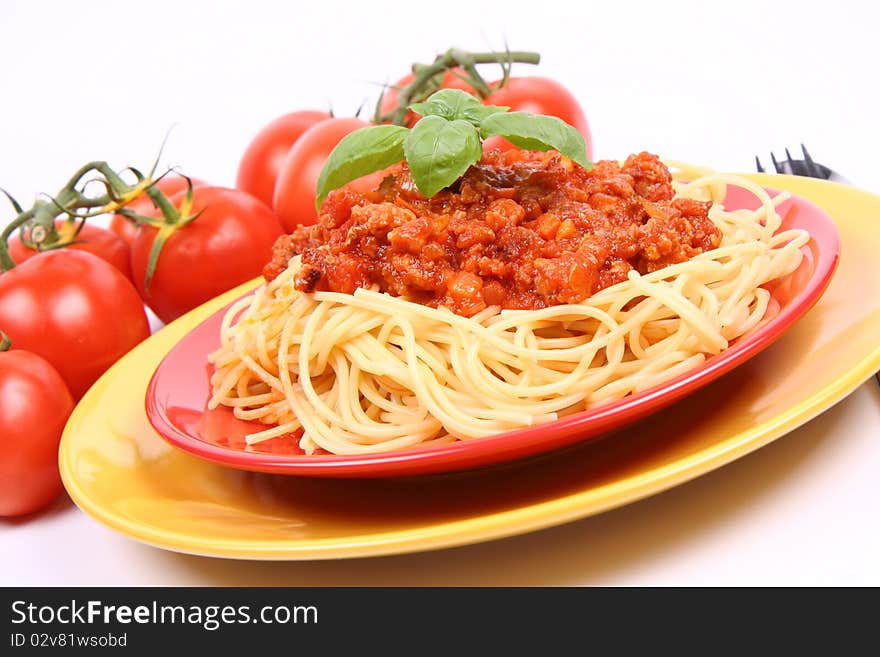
[0,159,182,273]
[374,48,541,126]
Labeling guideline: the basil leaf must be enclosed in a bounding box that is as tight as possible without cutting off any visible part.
[480,112,592,170]
[315,125,409,210]
[403,116,482,198]
[459,103,509,126]
[409,89,483,121]
[409,89,509,127]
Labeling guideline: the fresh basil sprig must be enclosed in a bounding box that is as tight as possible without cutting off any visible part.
[315,89,592,210]
[408,89,509,125]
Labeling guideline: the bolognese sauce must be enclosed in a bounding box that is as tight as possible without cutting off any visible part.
[264,150,721,317]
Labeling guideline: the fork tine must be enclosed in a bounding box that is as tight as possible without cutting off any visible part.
[801,144,820,178]
[770,151,785,174]
[755,156,765,173]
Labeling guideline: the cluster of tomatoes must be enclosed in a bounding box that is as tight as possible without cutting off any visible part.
[0,57,591,518]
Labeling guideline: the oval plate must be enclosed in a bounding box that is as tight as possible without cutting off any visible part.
[60,175,880,560]
[144,184,839,477]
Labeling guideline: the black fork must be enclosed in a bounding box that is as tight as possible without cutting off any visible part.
[756,145,875,385]
[756,144,846,183]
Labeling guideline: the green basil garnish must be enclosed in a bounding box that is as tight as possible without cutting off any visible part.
[315,89,592,209]
[479,112,590,170]
[408,89,509,126]
[314,125,408,210]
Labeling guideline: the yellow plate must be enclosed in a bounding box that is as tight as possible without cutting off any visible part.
[59,174,880,560]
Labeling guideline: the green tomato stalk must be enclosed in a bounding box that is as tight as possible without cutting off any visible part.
[374,47,541,127]
[0,144,182,274]
[0,161,121,271]
[126,178,205,292]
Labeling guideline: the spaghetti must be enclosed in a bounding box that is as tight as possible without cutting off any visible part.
[208,172,808,455]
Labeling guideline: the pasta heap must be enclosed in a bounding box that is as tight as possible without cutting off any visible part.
[207,175,808,455]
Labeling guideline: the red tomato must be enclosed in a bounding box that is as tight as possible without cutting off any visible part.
[236,110,330,208]
[272,117,369,231]
[378,68,480,123]
[110,175,208,246]
[108,214,139,246]
[0,250,150,399]
[8,219,132,281]
[131,186,284,324]
[0,348,74,516]
[484,77,593,159]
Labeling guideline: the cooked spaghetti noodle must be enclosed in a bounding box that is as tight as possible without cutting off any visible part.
[207,173,808,455]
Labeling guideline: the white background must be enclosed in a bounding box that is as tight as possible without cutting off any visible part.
[1,0,879,585]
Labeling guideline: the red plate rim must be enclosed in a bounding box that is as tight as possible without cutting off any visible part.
[145,185,840,477]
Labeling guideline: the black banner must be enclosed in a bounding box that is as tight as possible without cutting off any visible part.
[0,587,869,652]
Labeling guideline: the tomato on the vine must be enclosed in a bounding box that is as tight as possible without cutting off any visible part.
[0,347,74,517]
[8,219,132,281]
[130,186,284,324]
[236,110,331,208]
[484,77,592,158]
[0,250,150,400]
[378,69,480,124]
[272,117,369,231]
[110,174,208,246]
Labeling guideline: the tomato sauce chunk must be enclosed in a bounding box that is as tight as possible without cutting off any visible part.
[264,150,721,317]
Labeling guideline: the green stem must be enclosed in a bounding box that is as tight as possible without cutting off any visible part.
[0,207,35,271]
[0,161,121,270]
[140,180,202,290]
[62,161,106,192]
[92,161,137,203]
[0,331,10,352]
[145,185,180,219]
[375,48,540,125]
[464,51,541,66]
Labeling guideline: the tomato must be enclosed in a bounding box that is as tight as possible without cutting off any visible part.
[378,69,479,124]
[109,214,139,246]
[0,250,150,400]
[0,348,74,516]
[8,219,132,281]
[484,77,593,159]
[272,117,369,231]
[131,186,284,324]
[110,174,208,246]
[236,110,330,208]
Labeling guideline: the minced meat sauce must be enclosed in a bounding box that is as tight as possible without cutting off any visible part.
[264,150,721,317]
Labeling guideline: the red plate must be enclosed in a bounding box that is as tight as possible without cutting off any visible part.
[145,186,840,477]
